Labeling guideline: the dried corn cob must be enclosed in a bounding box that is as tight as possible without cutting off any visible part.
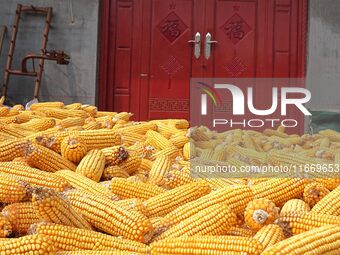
[25,143,76,172]
[120,132,145,146]
[251,178,308,206]
[65,189,153,242]
[101,146,129,166]
[149,155,172,186]
[30,101,64,110]
[0,233,56,254]
[0,215,11,238]
[225,226,254,237]
[139,158,153,172]
[109,178,165,200]
[144,181,211,217]
[313,178,340,190]
[277,211,340,235]
[82,121,101,130]
[150,235,263,255]
[118,154,141,174]
[311,185,340,216]
[76,149,105,182]
[154,203,237,241]
[163,165,194,189]
[303,182,330,207]
[145,130,173,150]
[20,118,56,131]
[261,225,340,255]
[169,135,189,149]
[150,146,181,160]
[55,170,118,200]
[2,202,39,235]
[40,108,89,119]
[114,112,133,121]
[0,139,29,161]
[0,174,31,203]
[32,187,92,230]
[78,129,122,150]
[61,135,87,164]
[0,106,9,117]
[12,156,31,166]
[56,250,143,255]
[253,224,285,250]
[0,122,26,137]
[0,162,70,191]
[58,117,85,128]
[102,166,129,180]
[118,122,157,135]
[244,198,279,231]
[82,105,98,116]
[162,185,253,227]
[183,142,195,160]
[280,199,311,214]
[64,103,82,110]
[116,198,148,215]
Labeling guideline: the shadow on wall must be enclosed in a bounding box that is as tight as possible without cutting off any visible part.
[0,0,99,105]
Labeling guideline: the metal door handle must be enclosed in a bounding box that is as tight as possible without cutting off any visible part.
[205,32,217,60]
[188,32,201,59]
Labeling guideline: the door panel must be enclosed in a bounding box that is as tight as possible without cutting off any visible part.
[99,0,308,132]
[143,0,202,120]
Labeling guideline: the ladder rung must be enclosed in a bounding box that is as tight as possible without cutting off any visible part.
[7,69,37,77]
[20,5,50,14]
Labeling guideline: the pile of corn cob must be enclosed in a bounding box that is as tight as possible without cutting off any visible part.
[0,99,339,254]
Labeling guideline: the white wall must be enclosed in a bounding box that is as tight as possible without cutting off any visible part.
[307,0,340,112]
[0,0,99,105]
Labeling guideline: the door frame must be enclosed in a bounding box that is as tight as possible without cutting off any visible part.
[98,0,309,116]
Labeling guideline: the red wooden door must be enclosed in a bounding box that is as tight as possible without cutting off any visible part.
[99,0,308,129]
